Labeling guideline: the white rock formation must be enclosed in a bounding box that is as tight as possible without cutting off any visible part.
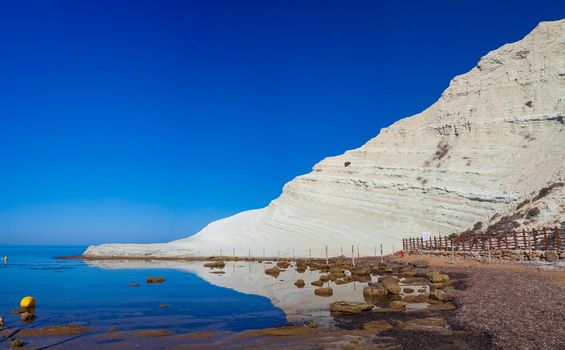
[85,19,565,258]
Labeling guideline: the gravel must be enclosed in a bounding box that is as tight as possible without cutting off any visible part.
[445,266,565,350]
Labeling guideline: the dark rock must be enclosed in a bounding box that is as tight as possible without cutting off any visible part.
[409,260,430,268]
[11,339,24,348]
[294,279,305,288]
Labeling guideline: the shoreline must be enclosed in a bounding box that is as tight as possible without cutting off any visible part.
[20,253,565,349]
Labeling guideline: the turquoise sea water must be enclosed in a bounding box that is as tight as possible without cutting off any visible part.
[0,246,286,334]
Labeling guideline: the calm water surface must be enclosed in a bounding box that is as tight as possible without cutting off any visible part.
[0,246,287,334]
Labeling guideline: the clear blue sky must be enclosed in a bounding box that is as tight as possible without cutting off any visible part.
[1,1,563,245]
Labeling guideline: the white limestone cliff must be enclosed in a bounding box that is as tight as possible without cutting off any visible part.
[85,19,565,258]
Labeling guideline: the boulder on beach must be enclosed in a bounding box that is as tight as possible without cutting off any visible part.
[363,284,388,299]
[329,301,373,314]
[20,311,36,323]
[428,272,449,284]
[276,261,290,269]
[545,251,559,262]
[429,290,447,302]
[381,276,400,294]
[294,279,305,288]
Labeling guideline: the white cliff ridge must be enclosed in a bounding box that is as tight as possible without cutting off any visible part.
[85,19,565,258]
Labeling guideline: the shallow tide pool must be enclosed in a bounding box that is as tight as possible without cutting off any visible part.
[0,246,287,336]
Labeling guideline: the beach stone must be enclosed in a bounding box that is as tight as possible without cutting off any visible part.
[428,271,449,284]
[430,282,448,289]
[294,279,305,288]
[20,312,36,323]
[350,267,370,276]
[146,277,166,284]
[311,280,324,287]
[363,284,388,299]
[381,276,400,295]
[295,266,306,273]
[314,288,333,296]
[363,320,393,333]
[430,290,447,302]
[343,275,353,283]
[277,261,290,269]
[403,287,415,293]
[391,300,407,309]
[330,301,373,314]
[319,274,330,282]
[11,339,24,348]
[265,266,282,277]
[401,271,417,277]
[210,271,225,274]
[545,250,559,262]
[334,279,345,285]
[353,274,372,282]
[409,260,429,268]
[203,261,225,269]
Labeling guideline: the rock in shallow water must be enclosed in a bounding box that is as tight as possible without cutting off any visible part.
[314,288,333,296]
[146,277,166,284]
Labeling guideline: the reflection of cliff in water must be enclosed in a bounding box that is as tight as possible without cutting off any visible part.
[86,260,369,322]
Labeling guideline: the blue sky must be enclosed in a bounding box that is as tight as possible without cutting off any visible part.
[1,1,563,245]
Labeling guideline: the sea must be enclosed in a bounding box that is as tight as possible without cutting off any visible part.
[0,246,287,336]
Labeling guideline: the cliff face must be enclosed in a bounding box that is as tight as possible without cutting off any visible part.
[85,19,565,258]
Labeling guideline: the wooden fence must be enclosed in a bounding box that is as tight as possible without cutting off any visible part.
[402,226,564,252]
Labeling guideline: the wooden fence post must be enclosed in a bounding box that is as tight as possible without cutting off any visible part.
[522,229,528,250]
[555,226,561,250]
[504,232,509,251]
[533,230,538,250]
[543,227,549,250]
[513,230,518,250]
